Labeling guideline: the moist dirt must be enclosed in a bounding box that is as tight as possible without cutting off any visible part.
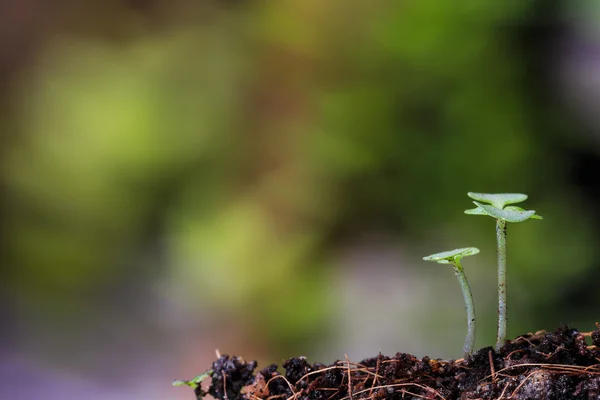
[188,325,600,400]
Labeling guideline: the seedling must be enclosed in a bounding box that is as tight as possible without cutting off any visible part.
[423,247,479,358]
[465,192,541,351]
[173,370,213,398]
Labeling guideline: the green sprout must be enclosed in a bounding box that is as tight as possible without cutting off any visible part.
[465,192,542,351]
[423,247,479,359]
[173,370,213,399]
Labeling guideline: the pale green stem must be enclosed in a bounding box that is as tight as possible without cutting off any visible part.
[451,259,476,359]
[496,219,507,351]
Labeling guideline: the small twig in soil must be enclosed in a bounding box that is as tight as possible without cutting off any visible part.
[222,371,229,400]
[508,369,548,399]
[265,375,298,400]
[345,355,353,400]
[491,362,600,378]
[488,350,496,383]
[266,395,287,400]
[505,349,526,359]
[497,380,511,399]
[367,353,382,398]
[342,383,446,400]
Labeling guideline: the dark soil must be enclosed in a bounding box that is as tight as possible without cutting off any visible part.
[187,324,600,400]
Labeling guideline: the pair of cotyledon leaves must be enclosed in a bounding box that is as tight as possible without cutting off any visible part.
[423,192,542,263]
[464,192,542,223]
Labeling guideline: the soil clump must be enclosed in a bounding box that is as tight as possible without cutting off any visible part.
[193,325,600,400]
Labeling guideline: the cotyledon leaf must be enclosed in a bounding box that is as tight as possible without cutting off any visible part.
[471,201,539,223]
[423,247,480,264]
[464,205,487,216]
[504,206,543,220]
[467,192,528,209]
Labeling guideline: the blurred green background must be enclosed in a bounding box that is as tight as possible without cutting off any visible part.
[2,0,600,398]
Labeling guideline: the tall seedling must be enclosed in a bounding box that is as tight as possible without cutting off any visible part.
[464,192,542,351]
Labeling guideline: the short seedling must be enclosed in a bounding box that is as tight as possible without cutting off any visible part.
[173,370,213,398]
[465,192,541,351]
[423,247,479,359]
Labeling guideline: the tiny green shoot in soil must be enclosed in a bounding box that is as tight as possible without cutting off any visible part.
[423,247,479,359]
[173,370,213,392]
[464,192,541,351]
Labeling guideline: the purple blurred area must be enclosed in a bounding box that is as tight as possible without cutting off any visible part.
[0,355,159,399]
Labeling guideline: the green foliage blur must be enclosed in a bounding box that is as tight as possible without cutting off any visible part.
[1,0,598,375]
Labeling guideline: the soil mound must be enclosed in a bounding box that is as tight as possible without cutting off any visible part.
[192,325,600,400]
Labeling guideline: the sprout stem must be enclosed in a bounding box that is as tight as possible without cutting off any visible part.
[496,219,507,351]
[451,259,476,358]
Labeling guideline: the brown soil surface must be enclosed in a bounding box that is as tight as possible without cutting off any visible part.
[186,325,600,400]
